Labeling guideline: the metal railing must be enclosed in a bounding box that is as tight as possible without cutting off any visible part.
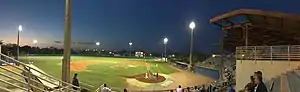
[0,53,92,92]
[236,45,300,60]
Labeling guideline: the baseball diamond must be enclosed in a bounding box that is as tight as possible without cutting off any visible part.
[19,56,215,91]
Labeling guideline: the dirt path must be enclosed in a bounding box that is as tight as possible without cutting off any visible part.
[162,66,215,90]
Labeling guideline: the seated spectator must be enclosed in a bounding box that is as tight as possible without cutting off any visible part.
[176,85,183,92]
[228,84,235,92]
[192,86,199,92]
[101,84,111,92]
[187,87,190,92]
[200,85,205,92]
[123,88,127,92]
[72,73,80,90]
[244,76,255,91]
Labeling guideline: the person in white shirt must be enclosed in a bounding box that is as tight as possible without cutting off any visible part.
[176,85,183,92]
[101,84,111,92]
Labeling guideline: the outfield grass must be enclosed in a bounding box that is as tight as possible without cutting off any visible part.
[20,56,177,91]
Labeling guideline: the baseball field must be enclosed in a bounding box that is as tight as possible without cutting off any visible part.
[19,56,179,91]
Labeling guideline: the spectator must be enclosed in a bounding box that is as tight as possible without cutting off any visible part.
[254,71,262,78]
[176,85,183,92]
[200,85,205,92]
[72,73,80,90]
[228,84,235,92]
[244,76,255,91]
[123,88,127,92]
[253,72,268,92]
[101,84,111,92]
[192,86,199,92]
[187,87,190,92]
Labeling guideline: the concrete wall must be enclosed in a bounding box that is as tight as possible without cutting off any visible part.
[236,60,300,90]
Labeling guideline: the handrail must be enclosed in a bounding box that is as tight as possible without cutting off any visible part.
[0,61,80,92]
[0,55,85,92]
[236,45,300,60]
[0,72,47,91]
[0,66,53,90]
[0,59,61,88]
[0,78,28,91]
[0,86,11,92]
[0,53,82,90]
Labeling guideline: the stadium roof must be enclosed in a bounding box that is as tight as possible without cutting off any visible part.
[210,9,300,51]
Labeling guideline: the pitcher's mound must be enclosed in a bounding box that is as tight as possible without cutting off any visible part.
[133,73,166,83]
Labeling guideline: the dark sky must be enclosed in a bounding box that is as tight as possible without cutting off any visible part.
[0,0,300,54]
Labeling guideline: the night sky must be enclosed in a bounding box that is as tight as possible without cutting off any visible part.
[0,0,300,54]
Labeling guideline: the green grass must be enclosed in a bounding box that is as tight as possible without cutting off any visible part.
[20,56,177,91]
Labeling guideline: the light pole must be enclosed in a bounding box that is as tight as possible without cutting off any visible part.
[33,40,38,54]
[188,21,195,71]
[96,42,100,55]
[129,42,132,57]
[163,38,168,62]
[96,42,100,46]
[16,25,22,60]
[62,0,72,85]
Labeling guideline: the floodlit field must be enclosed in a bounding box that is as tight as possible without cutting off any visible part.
[20,56,178,91]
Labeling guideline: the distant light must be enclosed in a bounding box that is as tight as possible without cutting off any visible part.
[164,38,168,44]
[212,54,216,58]
[189,21,195,29]
[242,54,245,57]
[129,42,133,46]
[33,40,38,44]
[149,54,152,56]
[172,54,175,57]
[102,49,104,51]
[18,25,23,31]
[96,42,100,46]
[109,52,112,54]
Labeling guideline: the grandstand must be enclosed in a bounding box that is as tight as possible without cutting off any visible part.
[210,9,300,91]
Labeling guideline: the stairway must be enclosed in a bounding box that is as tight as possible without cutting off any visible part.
[0,53,91,92]
[264,67,300,92]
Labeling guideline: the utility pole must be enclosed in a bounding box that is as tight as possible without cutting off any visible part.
[62,0,72,86]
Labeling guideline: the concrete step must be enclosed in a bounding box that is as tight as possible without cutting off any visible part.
[286,71,300,92]
[272,76,281,92]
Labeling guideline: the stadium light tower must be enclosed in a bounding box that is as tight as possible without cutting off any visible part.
[188,21,195,71]
[163,37,168,62]
[16,25,22,60]
[33,40,38,54]
[129,42,133,57]
[95,42,100,53]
